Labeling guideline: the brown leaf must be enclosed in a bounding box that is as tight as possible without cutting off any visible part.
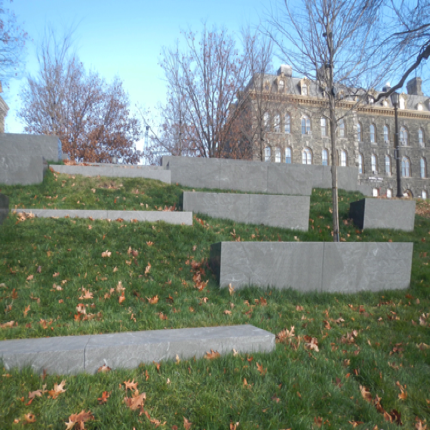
[124,379,138,391]
[119,292,126,304]
[24,413,36,423]
[97,364,111,373]
[296,305,304,311]
[124,390,146,413]
[204,349,220,360]
[48,380,66,399]
[98,391,110,404]
[23,305,30,317]
[145,262,151,275]
[359,385,372,403]
[147,295,159,304]
[276,326,295,343]
[67,410,94,429]
[228,283,235,295]
[256,362,267,375]
[101,250,111,258]
[26,275,34,281]
[183,417,192,430]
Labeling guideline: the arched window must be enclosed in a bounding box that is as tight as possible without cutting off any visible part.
[302,84,308,96]
[371,154,377,173]
[357,122,362,142]
[384,125,389,143]
[302,147,312,165]
[322,149,328,166]
[387,189,392,198]
[301,116,311,135]
[404,189,413,198]
[418,128,424,147]
[421,157,427,178]
[340,150,347,167]
[339,120,345,138]
[358,153,364,174]
[370,124,376,143]
[264,146,271,162]
[422,190,428,199]
[274,114,280,132]
[400,127,408,145]
[285,147,292,164]
[263,112,270,131]
[279,80,285,92]
[402,156,410,177]
[418,103,423,111]
[275,147,281,163]
[373,188,379,197]
[399,97,405,109]
[321,118,327,137]
[284,114,291,134]
[385,155,391,175]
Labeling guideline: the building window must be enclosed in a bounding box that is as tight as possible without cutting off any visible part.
[402,156,410,177]
[370,124,376,143]
[301,116,311,135]
[371,154,377,173]
[419,128,424,147]
[418,103,423,111]
[275,147,281,163]
[285,147,292,164]
[302,147,312,165]
[421,157,427,178]
[263,112,270,131]
[358,153,364,174]
[384,125,389,143]
[385,155,391,175]
[339,120,345,138]
[285,114,291,134]
[387,188,392,198]
[423,190,428,199]
[340,150,347,167]
[400,97,405,109]
[357,122,362,142]
[279,80,284,92]
[322,149,328,166]
[400,126,408,145]
[321,117,327,137]
[302,84,308,96]
[373,188,379,197]
[274,114,280,132]
[264,146,271,162]
[368,96,374,104]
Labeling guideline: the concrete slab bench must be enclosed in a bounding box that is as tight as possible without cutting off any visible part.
[349,198,416,231]
[50,164,171,184]
[0,325,275,375]
[183,192,310,230]
[210,241,413,293]
[0,193,9,225]
[13,209,193,225]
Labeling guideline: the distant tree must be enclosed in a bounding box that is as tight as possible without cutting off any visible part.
[0,0,28,84]
[19,29,141,163]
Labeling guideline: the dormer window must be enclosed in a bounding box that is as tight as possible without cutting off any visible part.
[417,103,423,111]
[368,96,374,104]
[399,96,406,109]
[382,100,388,107]
[279,80,285,92]
[302,84,308,96]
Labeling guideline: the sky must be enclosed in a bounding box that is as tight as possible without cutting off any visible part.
[3,0,269,143]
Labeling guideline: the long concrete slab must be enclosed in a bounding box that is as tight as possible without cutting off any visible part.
[0,193,8,225]
[0,325,275,374]
[0,155,44,185]
[349,198,416,231]
[50,164,171,183]
[13,209,193,225]
[183,192,310,230]
[210,241,413,293]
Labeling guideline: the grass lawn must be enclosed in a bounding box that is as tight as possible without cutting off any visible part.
[0,171,430,429]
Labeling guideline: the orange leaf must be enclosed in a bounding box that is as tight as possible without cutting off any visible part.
[256,362,267,375]
[97,391,110,404]
[48,380,66,399]
[204,349,220,360]
[97,364,111,373]
[124,379,138,391]
[24,413,36,423]
[119,292,125,304]
[147,295,159,304]
[183,417,192,430]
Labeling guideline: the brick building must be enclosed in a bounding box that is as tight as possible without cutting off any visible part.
[233,65,429,199]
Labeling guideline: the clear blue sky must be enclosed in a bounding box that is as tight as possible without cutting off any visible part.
[4,0,269,135]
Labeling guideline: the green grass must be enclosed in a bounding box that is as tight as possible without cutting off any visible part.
[1,172,430,429]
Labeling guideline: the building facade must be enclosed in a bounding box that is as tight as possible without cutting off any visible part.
[236,65,430,199]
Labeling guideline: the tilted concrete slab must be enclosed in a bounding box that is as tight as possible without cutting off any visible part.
[14,209,193,225]
[50,165,171,183]
[0,325,275,375]
[349,198,416,231]
[0,193,9,225]
[210,241,413,293]
[0,155,44,185]
[183,192,310,230]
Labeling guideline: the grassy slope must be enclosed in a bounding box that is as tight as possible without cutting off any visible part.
[0,171,430,429]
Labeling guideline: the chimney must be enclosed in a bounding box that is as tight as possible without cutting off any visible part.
[277,65,292,77]
[406,77,423,96]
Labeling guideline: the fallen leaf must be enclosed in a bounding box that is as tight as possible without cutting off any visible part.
[97,391,110,404]
[23,305,30,317]
[204,349,220,360]
[124,379,138,391]
[66,410,94,429]
[183,417,192,430]
[97,364,111,373]
[256,362,267,375]
[296,305,304,311]
[119,292,125,304]
[228,283,235,295]
[145,262,151,275]
[26,275,34,281]
[24,413,36,423]
[101,250,111,258]
[48,380,66,399]
[147,295,159,304]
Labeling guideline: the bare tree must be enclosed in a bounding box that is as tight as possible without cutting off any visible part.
[19,29,141,163]
[0,0,28,84]
[265,0,383,242]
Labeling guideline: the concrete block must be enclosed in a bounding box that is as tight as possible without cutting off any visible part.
[349,198,416,231]
[219,159,267,192]
[0,325,275,374]
[210,241,413,293]
[0,155,44,185]
[84,325,274,373]
[49,165,171,183]
[183,192,309,230]
[321,242,413,293]
[210,242,324,291]
[0,335,90,374]
[0,133,61,161]
[0,193,9,225]
[15,209,193,226]
[267,164,312,195]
